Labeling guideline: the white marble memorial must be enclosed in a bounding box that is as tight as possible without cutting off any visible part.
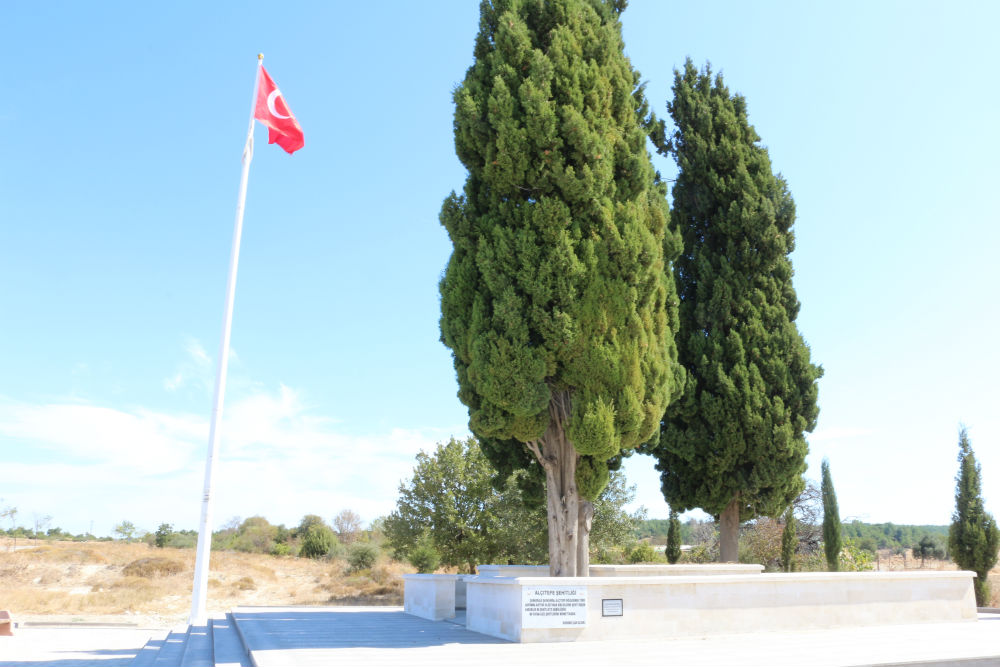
[462,571,978,643]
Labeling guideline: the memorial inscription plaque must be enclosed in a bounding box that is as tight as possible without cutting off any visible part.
[521,585,588,628]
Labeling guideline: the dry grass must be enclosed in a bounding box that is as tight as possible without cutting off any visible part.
[0,538,413,627]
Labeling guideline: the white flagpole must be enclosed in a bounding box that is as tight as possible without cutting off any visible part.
[189,54,263,626]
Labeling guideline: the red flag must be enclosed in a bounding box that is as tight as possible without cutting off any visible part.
[254,66,304,154]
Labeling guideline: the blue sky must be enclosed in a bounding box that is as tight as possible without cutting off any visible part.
[2,1,998,537]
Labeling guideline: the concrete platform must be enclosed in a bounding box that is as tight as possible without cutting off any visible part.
[1,608,997,667]
[227,606,1000,667]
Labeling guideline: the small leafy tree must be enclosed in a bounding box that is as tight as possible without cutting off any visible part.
[155,523,173,549]
[114,520,136,543]
[296,515,326,538]
[666,510,682,564]
[912,535,945,567]
[838,539,874,572]
[628,542,657,563]
[347,543,379,572]
[948,426,1000,606]
[781,507,796,572]
[300,524,337,560]
[821,459,841,571]
[408,533,441,574]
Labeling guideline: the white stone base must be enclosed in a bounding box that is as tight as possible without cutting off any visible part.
[464,571,978,643]
[476,563,764,577]
[402,574,459,621]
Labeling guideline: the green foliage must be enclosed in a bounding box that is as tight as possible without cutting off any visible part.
[300,524,338,560]
[270,542,292,557]
[438,0,682,553]
[385,437,643,571]
[635,518,694,545]
[781,508,796,572]
[683,544,715,564]
[665,510,681,564]
[154,523,173,549]
[114,520,136,542]
[408,534,442,574]
[648,60,821,526]
[948,427,1000,606]
[296,514,327,538]
[821,459,841,571]
[628,542,657,563]
[838,539,874,572]
[347,542,379,572]
[912,535,946,564]
[385,437,534,572]
[842,520,947,552]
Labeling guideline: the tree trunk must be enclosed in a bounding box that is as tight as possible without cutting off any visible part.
[527,391,590,577]
[577,500,593,577]
[719,498,740,563]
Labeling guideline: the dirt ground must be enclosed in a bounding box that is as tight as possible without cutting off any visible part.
[0,539,410,629]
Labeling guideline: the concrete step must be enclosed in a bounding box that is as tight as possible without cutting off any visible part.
[130,633,167,667]
[180,623,213,667]
[151,626,192,666]
[212,614,253,667]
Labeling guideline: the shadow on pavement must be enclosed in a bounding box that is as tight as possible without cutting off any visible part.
[232,609,508,650]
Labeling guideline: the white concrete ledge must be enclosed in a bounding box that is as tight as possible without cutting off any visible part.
[477,563,764,577]
[402,574,460,621]
[589,563,763,576]
[465,571,978,643]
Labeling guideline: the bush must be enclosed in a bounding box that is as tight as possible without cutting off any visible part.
[838,539,875,572]
[408,542,441,574]
[300,524,337,559]
[154,523,173,549]
[347,543,379,572]
[628,542,657,563]
[235,576,256,590]
[270,542,293,557]
[122,557,184,578]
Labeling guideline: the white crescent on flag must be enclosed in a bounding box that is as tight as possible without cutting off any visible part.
[266,89,291,119]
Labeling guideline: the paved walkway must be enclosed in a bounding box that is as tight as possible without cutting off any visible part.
[0,609,997,666]
[232,606,1000,667]
[0,626,166,666]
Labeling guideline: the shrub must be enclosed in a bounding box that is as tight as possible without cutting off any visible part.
[838,539,875,572]
[628,543,657,564]
[408,542,441,574]
[154,523,173,549]
[347,543,379,572]
[122,557,183,578]
[270,542,292,557]
[300,524,337,559]
[235,576,256,590]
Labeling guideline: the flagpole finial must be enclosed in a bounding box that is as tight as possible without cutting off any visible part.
[258,53,264,62]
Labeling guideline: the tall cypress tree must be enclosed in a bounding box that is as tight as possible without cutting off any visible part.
[780,506,796,572]
[646,60,822,562]
[949,426,999,606]
[665,509,682,564]
[821,458,841,571]
[439,0,682,576]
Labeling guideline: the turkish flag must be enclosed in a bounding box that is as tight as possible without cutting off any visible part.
[254,66,304,154]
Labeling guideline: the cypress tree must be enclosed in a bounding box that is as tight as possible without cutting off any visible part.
[821,458,841,571]
[949,426,999,606]
[646,60,822,562]
[666,509,682,564]
[439,0,682,576]
[780,506,796,572]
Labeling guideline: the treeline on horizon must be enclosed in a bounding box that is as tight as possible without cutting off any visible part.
[637,519,949,555]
